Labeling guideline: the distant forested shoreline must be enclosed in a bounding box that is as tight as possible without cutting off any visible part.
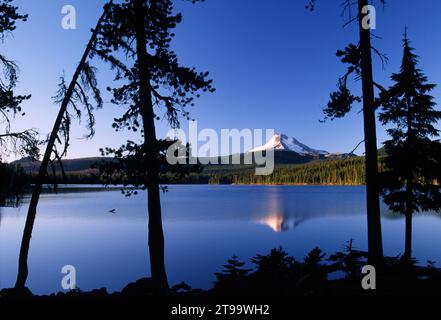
[2,157,373,189]
[202,157,368,185]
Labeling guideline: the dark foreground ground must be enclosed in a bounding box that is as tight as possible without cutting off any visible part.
[0,278,439,318]
[2,247,441,318]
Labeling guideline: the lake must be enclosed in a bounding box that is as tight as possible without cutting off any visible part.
[1,185,441,295]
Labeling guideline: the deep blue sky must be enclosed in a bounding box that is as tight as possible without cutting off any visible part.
[5,0,441,158]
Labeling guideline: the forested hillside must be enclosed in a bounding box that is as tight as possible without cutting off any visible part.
[201,157,369,185]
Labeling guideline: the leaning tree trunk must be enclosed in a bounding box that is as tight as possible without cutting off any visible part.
[14,5,110,289]
[357,0,384,266]
[133,0,169,293]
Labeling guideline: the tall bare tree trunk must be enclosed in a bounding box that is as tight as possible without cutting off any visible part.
[357,0,384,266]
[404,210,412,262]
[14,5,110,289]
[404,96,413,263]
[133,0,169,293]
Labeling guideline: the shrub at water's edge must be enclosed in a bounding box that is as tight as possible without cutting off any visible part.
[0,162,30,206]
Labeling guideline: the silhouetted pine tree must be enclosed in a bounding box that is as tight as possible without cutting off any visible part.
[215,256,252,284]
[0,0,37,160]
[251,247,295,275]
[378,31,441,263]
[315,0,385,266]
[0,1,38,211]
[328,239,366,280]
[94,0,214,293]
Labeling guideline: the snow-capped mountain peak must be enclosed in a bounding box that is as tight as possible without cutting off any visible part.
[249,133,329,156]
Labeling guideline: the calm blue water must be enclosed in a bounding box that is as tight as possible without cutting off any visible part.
[1,185,440,294]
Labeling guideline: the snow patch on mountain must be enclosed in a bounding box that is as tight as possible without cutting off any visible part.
[249,133,329,157]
